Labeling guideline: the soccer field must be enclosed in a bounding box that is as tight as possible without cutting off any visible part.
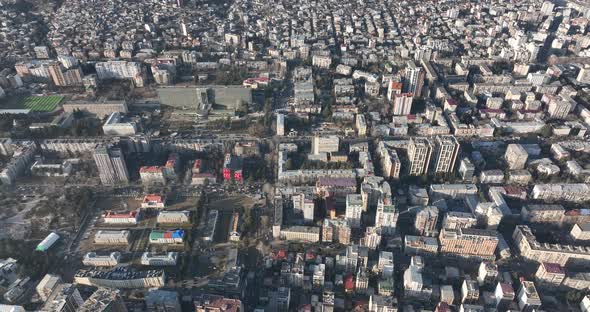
[17,95,64,112]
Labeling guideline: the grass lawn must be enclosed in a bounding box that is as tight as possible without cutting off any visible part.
[18,95,63,112]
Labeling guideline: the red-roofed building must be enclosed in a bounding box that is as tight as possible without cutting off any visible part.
[387,81,403,100]
[103,209,141,224]
[243,77,270,89]
[273,249,287,261]
[502,186,527,199]
[345,273,355,293]
[444,98,459,112]
[223,154,243,182]
[141,194,166,209]
[435,302,450,312]
[163,153,179,180]
[194,294,243,312]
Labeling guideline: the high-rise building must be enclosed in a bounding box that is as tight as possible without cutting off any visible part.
[414,206,439,236]
[541,1,555,15]
[407,137,433,176]
[432,135,460,173]
[94,145,129,185]
[292,191,314,223]
[346,194,364,228]
[392,93,414,115]
[48,62,83,87]
[375,197,398,235]
[276,287,291,312]
[505,144,528,170]
[387,81,403,101]
[405,61,425,97]
[95,61,145,87]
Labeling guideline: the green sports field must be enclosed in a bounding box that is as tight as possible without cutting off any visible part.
[16,95,63,112]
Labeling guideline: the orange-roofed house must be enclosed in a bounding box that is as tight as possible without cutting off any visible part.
[141,194,166,209]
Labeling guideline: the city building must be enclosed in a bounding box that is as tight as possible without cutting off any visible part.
[141,194,166,209]
[405,61,425,97]
[477,261,498,285]
[102,112,137,136]
[141,252,178,266]
[78,288,127,312]
[62,100,128,118]
[40,283,84,312]
[414,206,439,236]
[442,212,477,230]
[505,144,528,170]
[280,226,320,242]
[93,145,129,185]
[535,262,565,286]
[407,137,433,176]
[439,228,499,259]
[392,93,414,115]
[513,225,590,266]
[312,136,339,155]
[74,268,165,289]
[102,210,140,224]
[82,252,121,267]
[94,230,130,245]
[494,282,515,310]
[517,281,541,312]
[461,279,480,303]
[145,289,180,312]
[292,191,315,223]
[149,230,185,244]
[193,295,243,312]
[156,211,191,224]
[431,135,460,173]
[571,223,590,241]
[36,274,62,303]
[346,194,364,228]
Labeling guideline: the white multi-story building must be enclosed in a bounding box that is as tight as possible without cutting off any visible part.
[36,274,62,302]
[280,226,320,242]
[102,210,140,224]
[94,230,130,245]
[141,252,178,266]
[375,197,398,235]
[505,144,528,170]
[83,252,121,267]
[292,192,315,223]
[407,137,433,176]
[157,211,191,224]
[346,194,364,228]
[312,136,339,155]
[102,112,137,136]
[392,93,414,115]
[532,184,590,202]
[95,61,145,87]
[431,135,460,173]
[377,251,394,278]
[442,211,477,230]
